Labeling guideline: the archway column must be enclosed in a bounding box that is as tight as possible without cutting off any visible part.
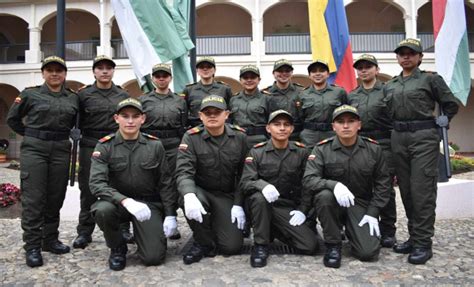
[25,28,43,63]
[97,0,114,57]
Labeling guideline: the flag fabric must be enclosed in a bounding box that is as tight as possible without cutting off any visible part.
[433,0,471,106]
[308,0,357,92]
[111,0,194,93]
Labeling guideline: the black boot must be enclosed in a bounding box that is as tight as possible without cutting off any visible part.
[250,244,269,268]
[73,234,92,249]
[109,244,128,271]
[121,229,135,244]
[393,240,413,254]
[408,247,432,265]
[323,244,342,268]
[26,248,43,268]
[42,240,70,254]
[183,242,216,265]
[380,236,397,248]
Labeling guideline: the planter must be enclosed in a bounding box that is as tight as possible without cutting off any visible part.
[0,154,7,163]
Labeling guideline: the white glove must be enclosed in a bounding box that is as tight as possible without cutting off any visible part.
[122,198,151,222]
[262,184,280,203]
[289,210,306,226]
[183,193,207,223]
[333,182,355,208]
[231,205,246,230]
[358,215,380,237]
[163,216,178,238]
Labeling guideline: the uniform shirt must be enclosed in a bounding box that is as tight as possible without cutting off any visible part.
[139,90,187,130]
[303,136,391,218]
[229,90,270,128]
[263,82,303,125]
[384,68,459,121]
[299,84,347,124]
[176,124,248,205]
[7,84,79,135]
[89,132,176,216]
[347,81,392,131]
[240,140,311,213]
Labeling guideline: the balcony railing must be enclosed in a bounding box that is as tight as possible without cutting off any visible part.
[0,43,28,63]
[196,35,251,56]
[41,40,99,61]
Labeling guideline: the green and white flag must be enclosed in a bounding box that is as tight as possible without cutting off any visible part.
[112,0,194,93]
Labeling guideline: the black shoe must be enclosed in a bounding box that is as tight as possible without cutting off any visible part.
[408,247,433,265]
[381,236,397,248]
[42,240,70,254]
[25,248,43,268]
[109,245,128,271]
[168,230,182,240]
[183,243,216,265]
[393,241,413,254]
[122,230,135,244]
[73,234,92,249]
[250,244,269,268]
[323,244,342,268]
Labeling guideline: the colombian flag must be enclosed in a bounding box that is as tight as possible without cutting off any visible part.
[308,0,357,92]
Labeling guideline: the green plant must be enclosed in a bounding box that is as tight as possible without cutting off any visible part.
[451,156,474,174]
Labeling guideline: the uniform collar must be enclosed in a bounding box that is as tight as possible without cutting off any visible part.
[201,124,235,140]
[310,83,331,93]
[356,80,383,93]
[396,67,421,80]
[331,136,365,151]
[114,131,147,145]
[271,82,296,93]
[153,90,174,98]
[92,81,118,93]
[41,83,66,94]
[264,140,295,152]
[197,80,217,90]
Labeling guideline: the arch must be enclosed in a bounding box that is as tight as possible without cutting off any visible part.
[0,84,20,141]
[122,79,142,98]
[215,76,240,94]
[0,15,29,44]
[196,1,251,16]
[263,2,309,35]
[346,0,404,32]
[196,3,251,36]
[41,10,99,42]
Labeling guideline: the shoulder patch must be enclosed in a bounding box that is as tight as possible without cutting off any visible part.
[216,80,229,86]
[99,133,115,143]
[178,143,188,151]
[245,156,254,163]
[262,85,272,91]
[25,85,41,90]
[14,96,22,104]
[66,87,77,94]
[230,124,246,133]
[307,154,316,161]
[233,91,240,96]
[92,150,101,158]
[142,133,158,140]
[186,82,197,87]
[253,142,266,148]
[261,90,271,95]
[77,84,91,92]
[422,70,437,75]
[330,83,340,87]
[317,138,332,146]
[187,126,203,135]
[362,136,379,145]
[303,86,311,91]
[293,82,304,88]
[178,93,186,98]
[294,141,306,148]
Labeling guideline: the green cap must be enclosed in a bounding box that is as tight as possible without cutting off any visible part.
[332,105,360,122]
[152,63,172,75]
[240,64,260,77]
[273,59,293,71]
[353,54,378,68]
[394,38,423,54]
[93,55,116,69]
[200,95,227,111]
[116,98,143,113]
[307,60,329,73]
[268,109,293,124]
[41,56,67,71]
[196,56,216,68]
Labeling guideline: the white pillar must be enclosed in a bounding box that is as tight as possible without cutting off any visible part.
[403,0,417,39]
[97,0,114,57]
[251,16,264,64]
[25,4,43,63]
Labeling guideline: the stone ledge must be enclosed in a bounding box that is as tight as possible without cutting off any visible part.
[436,178,474,219]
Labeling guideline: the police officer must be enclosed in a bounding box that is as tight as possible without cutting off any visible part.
[176,95,248,265]
[300,60,347,149]
[229,64,270,148]
[89,98,177,271]
[386,39,459,264]
[7,56,79,267]
[262,59,304,140]
[182,56,233,127]
[303,105,391,268]
[139,63,187,240]
[240,110,319,268]
[348,54,397,248]
[73,55,131,249]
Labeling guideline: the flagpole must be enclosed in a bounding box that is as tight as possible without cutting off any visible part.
[189,0,197,82]
[56,0,66,58]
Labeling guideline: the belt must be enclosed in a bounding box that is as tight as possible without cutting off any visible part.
[83,130,114,139]
[133,194,161,202]
[393,120,437,132]
[303,122,332,131]
[143,128,181,138]
[359,129,392,140]
[243,126,267,136]
[24,128,70,141]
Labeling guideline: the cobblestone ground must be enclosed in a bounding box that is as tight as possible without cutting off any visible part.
[1,166,473,286]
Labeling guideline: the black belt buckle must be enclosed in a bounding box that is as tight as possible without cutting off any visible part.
[408,122,417,132]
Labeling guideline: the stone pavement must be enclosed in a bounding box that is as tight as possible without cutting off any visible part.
[0,164,473,286]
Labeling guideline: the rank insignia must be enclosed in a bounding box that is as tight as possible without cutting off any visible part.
[308,154,316,161]
[92,151,101,158]
[178,143,188,151]
[14,96,22,104]
[245,156,254,163]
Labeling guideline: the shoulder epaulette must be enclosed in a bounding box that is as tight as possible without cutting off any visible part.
[186,82,197,87]
[142,133,159,140]
[349,85,360,93]
[77,84,91,92]
[178,93,186,98]
[116,85,124,90]
[233,91,240,96]
[99,133,115,143]
[294,141,306,148]
[362,136,379,145]
[303,86,311,91]
[293,82,304,88]
[422,70,437,75]
[25,85,41,90]
[216,80,229,86]
[230,124,246,133]
[317,138,332,146]
[262,85,272,91]
[253,142,266,148]
[66,87,77,94]
[187,126,203,135]
[261,90,271,95]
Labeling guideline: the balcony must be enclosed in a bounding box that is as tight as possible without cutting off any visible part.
[41,40,99,61]
[0,43,28,63]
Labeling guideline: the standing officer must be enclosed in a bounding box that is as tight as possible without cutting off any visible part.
[176,95,248,265]
[73,55,130,249]
[262,59,304,140]
[348,54,397,248]
[303,105,391,268]
[89,98,177,271]
[240,110,319,268]
[7,56,79,267]
[299,60,347,149]
[139,63,187,240]
[182,56,233,127]
[229,64,270,148]
[386,39,459,264]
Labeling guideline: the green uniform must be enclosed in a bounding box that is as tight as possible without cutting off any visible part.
[7,84,79,251]
[229,90,270,148]
[183,81,232,127]
[303,136,391,260]
[299,84,347,148]
[77,82,129,236]
[347,81,396,238]
[176,124,248,254]
[240,140,318,254]
[384,68,459,248]
[89,132,176,265]
[263,82,304,140]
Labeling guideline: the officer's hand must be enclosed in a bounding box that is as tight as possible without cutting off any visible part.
[358,215,380,237]
[183,193,207,223]
[262,184,280,203]
[289,210,306,226]
[122,198,151,222]
[163,216,178,238]
[333,182,355,208]
[230,205,246,230]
